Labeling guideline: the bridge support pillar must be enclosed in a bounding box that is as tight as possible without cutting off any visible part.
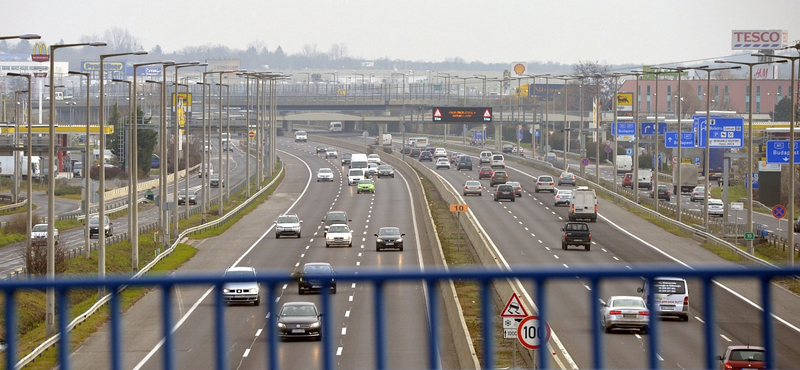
[377,123,386,144]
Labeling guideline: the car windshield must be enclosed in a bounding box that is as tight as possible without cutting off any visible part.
[498,185,512,191]
[342,154,351,158]
[224,270,256,279]
[539,176,553,182]
[368,154,379,159]
[328,225,350,233]
[379,228,401,236]
[557,190,572,196]
[358,180,372,185]
[493,156,503,160]
[277,216,299,223]
[32,224,47,232]
[296,131,306,135]
[368,163,378,168]
[494,172,506,176]
[327,213,347,223]
[653,280,686,294]
[349,170,363,176]
[611,298,645,308]
[378,165,391,170]
[562,173,574,179]
[566,223,588,231]
[730,350,764,361]
[281,305,316,317]
[508,182,520,187]
[303,264,333,274]
[465,181,480,186]
[695,187,705,192]
[88,216,107,226]
[709,199,723,206]
[318,168,332,174]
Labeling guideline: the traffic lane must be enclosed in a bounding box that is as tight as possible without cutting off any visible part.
[69,147,311,370]
[433,160,722,369]
[238,144,430,369]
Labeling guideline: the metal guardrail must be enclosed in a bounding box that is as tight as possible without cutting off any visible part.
[13,166,281,369]
[3,265,798,370]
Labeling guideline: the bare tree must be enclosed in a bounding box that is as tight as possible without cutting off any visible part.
[301,43,320,58]
[679,81,701,117]
[328,43,349,60]
[103,27,143,53]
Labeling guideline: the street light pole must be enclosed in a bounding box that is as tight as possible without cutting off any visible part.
[48,41,106,336]
[112,79,133,242]
[716,58,785,255]
[172,63,204,237]
[69,71,91,257]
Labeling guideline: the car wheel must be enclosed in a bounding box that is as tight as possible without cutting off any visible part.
[392,175,395,178]
[641,327,649,335]
[348,243,352,248]
[494,197,497,201]
[585,245,591,251]
[603,321,611,333]
[562,243,566,250]
[400,246,404,251]
[325,244,330,248]
[479,193,482,197]
[275,234,280,239]
[317,179,319,182]
[315,335,322,342]
[255,296,261,306]
[297,232,301,238]
[463,192,467,196]
[511,198,515,202]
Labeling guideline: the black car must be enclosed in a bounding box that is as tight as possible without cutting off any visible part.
[341,153,352,165]
[88,215,113,238]
[375,227,405,251]
[315,145,327,153]
[177,189,197,205]
[277,302,322,341]
[297,262,337,294]
[410,148,421,157]
[402,146,412,155]
[502,144,514,153]
[650,184,672,201]
[419,151,433,162]
[561,222,591,251]
[377,165,395,178]
[424,146,436,154]
[494,184,516,202]
[457,155,473,170]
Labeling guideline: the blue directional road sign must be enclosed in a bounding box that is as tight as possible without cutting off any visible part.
[694,157,701,165]
[535,130,540,137]
[519,129,524,140]
[664,132,695,148]
[695,117,744,148]
[626,148,632,156]
[613,122,636,136]
[765,140,800,164]
[641,122,667,135]
[744,172,759,189]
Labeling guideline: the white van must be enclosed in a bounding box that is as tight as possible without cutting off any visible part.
[349,153,369,171]
[381,133,392,146]
[616,155,632,173]
[638,277,689,321]
[490,154,505,169]
[568,187,597,222]
[637,169,653,189]
[347,168,365,185]
[294,131,307,142]
[329,121,343,133]
[480,151,493,164]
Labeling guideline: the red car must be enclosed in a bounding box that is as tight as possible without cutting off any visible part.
[478,166,494,179]
[718,346,765,370]
[621,173,633,188]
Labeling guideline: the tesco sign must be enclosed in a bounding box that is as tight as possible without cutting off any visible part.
[731,30,788,50]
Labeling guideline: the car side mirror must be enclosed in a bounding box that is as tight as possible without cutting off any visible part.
[299,220,303,223]
[274,221,278,224]
[401,233,405,237]
[348,219,352,222]
[560,228,565,231]
[290,271,302,279]
[374,234,378,237]
[637,287,644,294]
[599,299,606,307]
[717,355,723,361]
[319,313,324,317]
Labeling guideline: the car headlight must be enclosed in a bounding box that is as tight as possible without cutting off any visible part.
[396,237,403,243]
[309,321,320,329]
[376,238,383,242]
[326,236,334,241]
[277,322,285,328]
[343,235,351,240]
[223,288,230,293]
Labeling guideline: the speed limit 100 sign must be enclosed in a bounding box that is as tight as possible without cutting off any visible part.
[517,316,552,350]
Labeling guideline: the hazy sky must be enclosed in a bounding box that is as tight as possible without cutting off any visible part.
[6,0,799,67]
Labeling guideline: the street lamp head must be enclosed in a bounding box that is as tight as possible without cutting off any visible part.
[111,79,129,83]
[133,50,148,55]
[89,41,107,47]
[18,33,41,40]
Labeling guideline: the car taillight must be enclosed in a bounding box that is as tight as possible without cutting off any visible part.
[571,204,575,212]
[724,363,733,370]
[537,182,542,185]
[465,186,469,190]
[638,311,649,316]
[683,296,689,309]
[609,310,622,315]
[594,204,597,212]
[478,186,482,190]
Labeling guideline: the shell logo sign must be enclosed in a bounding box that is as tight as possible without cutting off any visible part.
[512,62,527,76]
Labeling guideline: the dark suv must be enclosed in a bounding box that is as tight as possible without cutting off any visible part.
[494,184,516,202]
[419,151,433,161]
[490,171,509,186]
[410,148,421,157]
[322,211,350,236]
[457,155,473,170]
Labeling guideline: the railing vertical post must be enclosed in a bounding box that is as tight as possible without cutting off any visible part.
[5,289,16,368]
[481,280,494,369]
[590,278,603,369]
[267,283,278,370]
[373,279,387,370]
[761,277,775,370]
[215,284,226,370]
[324,278,336,370]
[162,285,175,370]
[645,277,660,370]
[57,288,70,370]
[426,278,441,370]
[703,277,716,370]
[536,278,548,370]
[110,287,122,370]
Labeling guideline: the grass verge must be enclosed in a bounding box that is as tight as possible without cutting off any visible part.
[419,174,519,369]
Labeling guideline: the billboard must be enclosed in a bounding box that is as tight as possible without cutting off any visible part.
[731,30,788,50]
[616,92,633,117]
[511,61,527,76]
[206,59,241,74]
[532,84,564,100]
[432,107,492,123]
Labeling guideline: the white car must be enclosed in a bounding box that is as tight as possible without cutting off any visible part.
[347,169,365,185]
[491,154,505,168]
[433,148,447,158]
[325,223,353,248]
[367,163,379,177]
[294,131,308,142]
[554,189,572,206]
[367,153,381,165]
[707,198,724,217]
[316,168,334,182]
[274,213,302,238]
[435,158,450,169]
[222,267,261,305]
[31,223,58,246]
[601,295,650,334]
[534,175,555,193]
[325,149,338,158]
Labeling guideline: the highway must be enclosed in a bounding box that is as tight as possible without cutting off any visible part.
[402,140,800,369]
[68,137,457,370]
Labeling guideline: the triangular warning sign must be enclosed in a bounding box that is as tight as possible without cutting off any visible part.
[434,109,442,118]
[483,109,492,118]
[501,293,528,317]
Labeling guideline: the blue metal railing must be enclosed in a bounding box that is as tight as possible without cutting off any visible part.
[4,265,798,370]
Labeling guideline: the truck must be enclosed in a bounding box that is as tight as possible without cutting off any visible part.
[329,121,343,132]
[380,133,392,146]
[673,164,700,194]
[615,155,633,174]
[707,148,725,180]
[561,222,592,251]
[0,155,42,180]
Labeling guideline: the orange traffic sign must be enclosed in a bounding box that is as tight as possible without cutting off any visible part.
[449,204,469,213]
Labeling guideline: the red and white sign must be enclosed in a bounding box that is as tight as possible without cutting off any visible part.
[752,65,775,80]
[731,30,788,50]
[501,293,528,318]
[433,109,442,118]
[249,130,256,138]
[517,316,552,350]
[483,109,492,119]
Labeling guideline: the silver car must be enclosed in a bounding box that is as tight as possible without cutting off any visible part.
[222,267,261,305]
[707,198,724,217]
[534,175,555,193]
[554,189,572,206]
[275,214,302,238]
[601,296,650,334]
[316,168,334,182]
[463,180,483,196]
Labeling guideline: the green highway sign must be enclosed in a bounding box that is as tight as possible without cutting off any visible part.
[744,232,755,241]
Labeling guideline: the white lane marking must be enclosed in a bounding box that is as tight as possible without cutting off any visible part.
[345,310,350,318]
[720,334,732,342]
[538,240,543,244]
[562,264,569,269]
[613,256,619,261]
[554,255,559,259]
[358,253,362,257]
[657,354,664,362]
[300,253,305,258]
[349,295,354,302]
[695,317,705,324]
[310,238,314,243]
[134,149,314,370]
[243,348,251,357]
[584,285,591,291]
[337,347,343,356]
[545,247,551,251]
[282,284,287,290]
[341,327,347,335]
[356,261,361,266]
[255,329,262,337]
[351,283,356,288]
[295,262,299,267]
